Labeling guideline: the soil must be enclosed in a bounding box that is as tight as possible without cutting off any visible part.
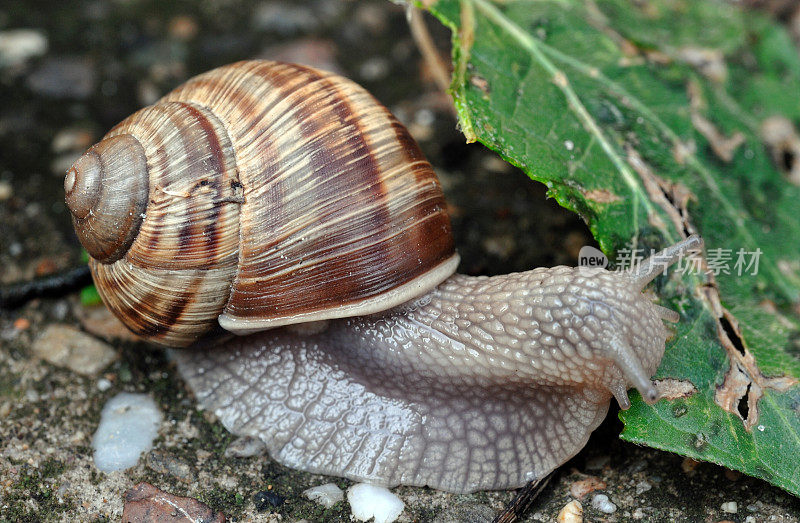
[1,0,799,521]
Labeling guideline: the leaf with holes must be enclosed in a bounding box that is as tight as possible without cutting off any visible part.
[422,0,800,496]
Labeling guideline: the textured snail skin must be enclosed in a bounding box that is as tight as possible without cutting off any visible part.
[174,241,699,493]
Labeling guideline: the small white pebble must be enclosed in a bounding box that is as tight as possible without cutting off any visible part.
[92,392,162,472]
[591,493,617,514]
[635,480,652,495]
[303,483,344,508]
[414,109,435,127]
[745,516,756,523]
[557,499,582,522]
[97,378,112,391]
[757,425,765,432]
[347,483,404,523]
[721,501,738,513]
[0,180,12,201]
[69,430,85,445]
[0,29,48,67]
[564,140,575,151]
[359,57,389,81]
[224,435,267,458]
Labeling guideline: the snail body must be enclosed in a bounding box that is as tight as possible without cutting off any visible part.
[65,60,700,493]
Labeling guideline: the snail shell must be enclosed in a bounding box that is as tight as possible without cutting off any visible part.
[65,60,458,347]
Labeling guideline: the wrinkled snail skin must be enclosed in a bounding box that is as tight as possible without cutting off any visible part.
[64,59,702,493]
[174,264,683,493]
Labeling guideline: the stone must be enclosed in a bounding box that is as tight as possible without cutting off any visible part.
[347,483,404,523]
[223,435,266,458]
[302,483,344,509]
[31,324,117,376]
[569,476,607,499]
[253,490,285,512]
[0,29,47,67]
[557,500,583,523]
[93,393,162,472]
[75,305,142,343]
[121,482,225,522]
[591,493,617,514]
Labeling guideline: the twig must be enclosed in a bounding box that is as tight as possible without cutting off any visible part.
[0,265,91,309]
[407,5,454,98]
[492,474,553,523]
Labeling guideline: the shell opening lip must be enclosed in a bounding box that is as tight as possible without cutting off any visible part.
[218,254,461,335]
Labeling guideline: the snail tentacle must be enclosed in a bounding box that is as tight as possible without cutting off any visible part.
[606,333,658,404]
[628,234,704,290]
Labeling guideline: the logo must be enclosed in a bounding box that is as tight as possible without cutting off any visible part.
[578,246,608,269]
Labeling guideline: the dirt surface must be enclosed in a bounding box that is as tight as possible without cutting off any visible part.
[1,0,799,521]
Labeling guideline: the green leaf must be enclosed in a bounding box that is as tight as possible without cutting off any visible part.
[423,0,800,495]
[78,249,102,306]
[80,285,102,307]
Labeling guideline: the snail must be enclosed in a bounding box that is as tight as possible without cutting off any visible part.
[64,60,701,494]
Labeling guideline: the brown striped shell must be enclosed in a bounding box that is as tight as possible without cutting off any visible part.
[65,60,458,347]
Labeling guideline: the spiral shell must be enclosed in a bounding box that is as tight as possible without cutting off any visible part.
[66,60,458,346]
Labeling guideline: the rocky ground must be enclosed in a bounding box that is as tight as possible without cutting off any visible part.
[1,0,800,521]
